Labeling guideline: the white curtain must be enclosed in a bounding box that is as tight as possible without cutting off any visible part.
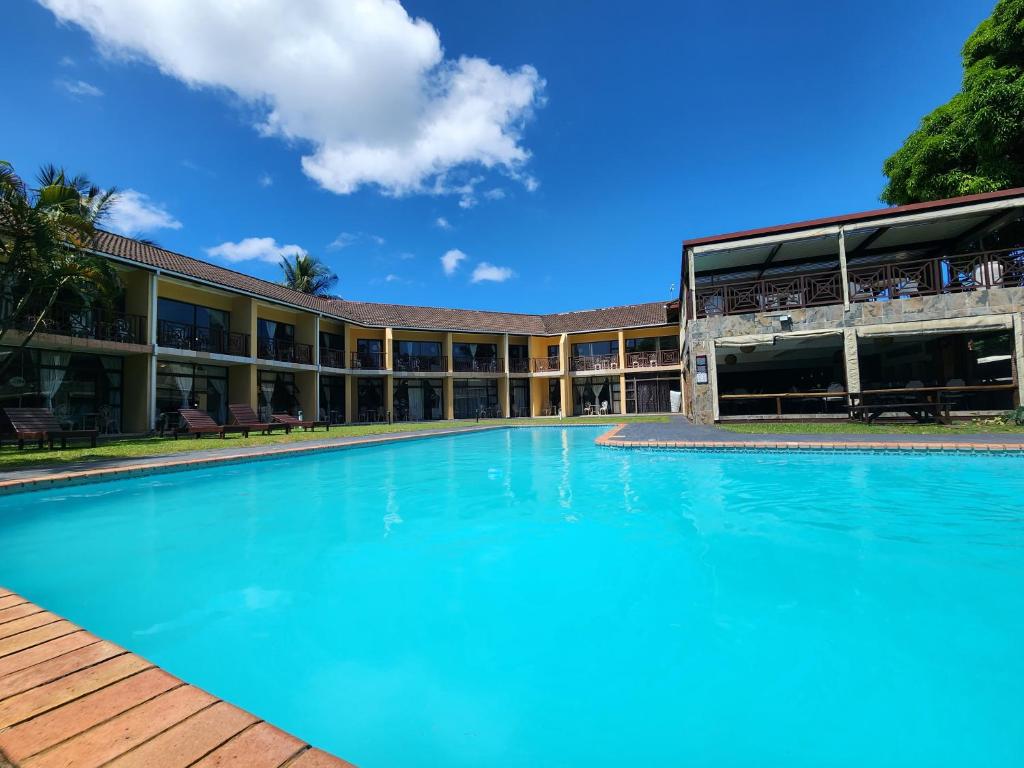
[174,374,192,407]
[40,351,70,409]
[260,381,276,419]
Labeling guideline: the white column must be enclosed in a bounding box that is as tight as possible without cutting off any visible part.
[148,271,159,431]
[1014,314,1024,407]
[687,248,698,319]
[708,343,720,422]
[839,228,850,311]
[502,332,511,417]
[843,327,861,394]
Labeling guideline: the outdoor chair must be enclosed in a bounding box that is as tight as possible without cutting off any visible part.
[229,404,291,435]
[274,412,329,431]
[174,408,249,439]
[3,407,98,450]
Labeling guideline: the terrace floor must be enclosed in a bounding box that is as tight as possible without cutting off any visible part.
[0,590,354,768]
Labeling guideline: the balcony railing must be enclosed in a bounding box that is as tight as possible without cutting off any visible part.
[848,248,1024,302]
[531,356,561,372]
[320,347,346,369]
[351,351,387,370]
[571,354,620,372]
[695,268,843,318]
[453,356,503,373]
[625,349,680,368]
[394,354,447,373]
[694,247,1024,318]
[257,338,313,365]
[508,357,531,373]
[158,320,249,356]
[9,303,146,344]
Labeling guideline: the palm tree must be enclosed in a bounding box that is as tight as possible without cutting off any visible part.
[0,161,121,361]
[280,252,338,296]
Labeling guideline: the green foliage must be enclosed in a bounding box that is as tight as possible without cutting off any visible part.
[280,251,338,296]
[0,161,121,360]
[881,0,1024,205]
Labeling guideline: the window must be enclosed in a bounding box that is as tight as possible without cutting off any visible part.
[453,379,499,418]
[157,298,234,354]
[355,339,384,368]
[320,331,345,369]
[508,344,529,373]
[573,377,620,415]
[393,378,443,421]
[393,340,443,372]
[453,343,498,372]
[257,320,298,361]
[257,370,299,420]
[356,377,385,420]
[0,348,124,433]
[156,362,228,426]
[571,340,618,357]
[510,379,530,416]
[319,375,346,424]
[625,373,677,413]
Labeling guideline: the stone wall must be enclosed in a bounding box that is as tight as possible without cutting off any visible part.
[685,288,1024,423]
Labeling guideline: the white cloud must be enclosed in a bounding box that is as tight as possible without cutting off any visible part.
[440,248,466,276]
[106,189,182,235]
[59,55,76,66]
[258,172,273,187]
[471,262,514,283]
[206,236,304,264]
[384,273,400,282]
[484,188,505,201]
[56,78,103,97]
[399,252,416,260]
[435,216,451,230]
[370,234,386,245]
[327,231,383,250]
[40,0,544,198]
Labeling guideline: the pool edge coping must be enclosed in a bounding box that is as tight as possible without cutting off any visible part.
[594,423,1024,454]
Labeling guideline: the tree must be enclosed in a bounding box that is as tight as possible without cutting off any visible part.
[881,0,1024,205]
[0,162,121,362]
[280,252,338,296]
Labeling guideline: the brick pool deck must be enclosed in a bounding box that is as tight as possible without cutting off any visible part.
[596,416,1024,452]
[0,590,354,768]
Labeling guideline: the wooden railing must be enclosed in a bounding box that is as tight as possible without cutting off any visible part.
[695,269,843,318]
[10,303,146,344]
[158,320,248,356]
[571,354,619,371]
[695,247,1023,318]
[320,347,346,369]
[453,356,503,373]
[508,357,531,373]
[848,247,1024,302]
[531,356,560,372]
[351,351,387,370]
[394,354,447,372]
[257,338,313,364]
[625,349,680,368]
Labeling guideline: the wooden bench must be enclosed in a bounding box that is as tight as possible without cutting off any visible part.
[849,400,951,425]
[273,412,329,432]
[3,407,99,449]
[229,404,290,435]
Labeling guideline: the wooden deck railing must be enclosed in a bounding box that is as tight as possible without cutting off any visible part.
[531,356,560,372]
[625,349,680,368]
[351,351,387,369]
[695,247,1023,318]
[571,354,619,371]
[320,347,346,369]
[508,358,531,373]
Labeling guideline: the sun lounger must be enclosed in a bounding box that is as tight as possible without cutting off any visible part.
[3,407,98,449]
[272,412,329,431]
[174,408,249,439]
[229,404,291,435]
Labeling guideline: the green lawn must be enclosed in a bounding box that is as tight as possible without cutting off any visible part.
[719,420,1024,435]
[0,415,666,472]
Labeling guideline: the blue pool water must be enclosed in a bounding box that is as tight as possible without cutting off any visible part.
[1,427,1023,767]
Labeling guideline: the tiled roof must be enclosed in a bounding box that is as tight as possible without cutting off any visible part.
[89,231,671,334]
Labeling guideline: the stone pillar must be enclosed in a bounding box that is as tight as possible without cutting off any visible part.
[1014,313,1024,407]
[843,327,861,394]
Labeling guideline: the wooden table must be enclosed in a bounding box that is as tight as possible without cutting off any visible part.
[719,390,848,417]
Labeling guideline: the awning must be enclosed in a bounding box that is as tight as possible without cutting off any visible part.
[855,315,1014,338]
[714,328,843,348]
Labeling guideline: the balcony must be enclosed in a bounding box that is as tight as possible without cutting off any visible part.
[531,356,560,373]
[394,354,447,373]
[351,351,387,370]
[10,303,146,345]
[625,349,680,368]
[158,320,249,356]
[571,354,619,372]
[320,347,346,369]
[453,356,503,373]
[694,247,1024,319]
[257,338,313,365]
[508,357,531,374]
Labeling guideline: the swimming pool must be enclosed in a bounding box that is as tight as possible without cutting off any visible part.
[1,427,1022,766]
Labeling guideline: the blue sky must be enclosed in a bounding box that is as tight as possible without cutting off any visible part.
[1,0,996,313]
